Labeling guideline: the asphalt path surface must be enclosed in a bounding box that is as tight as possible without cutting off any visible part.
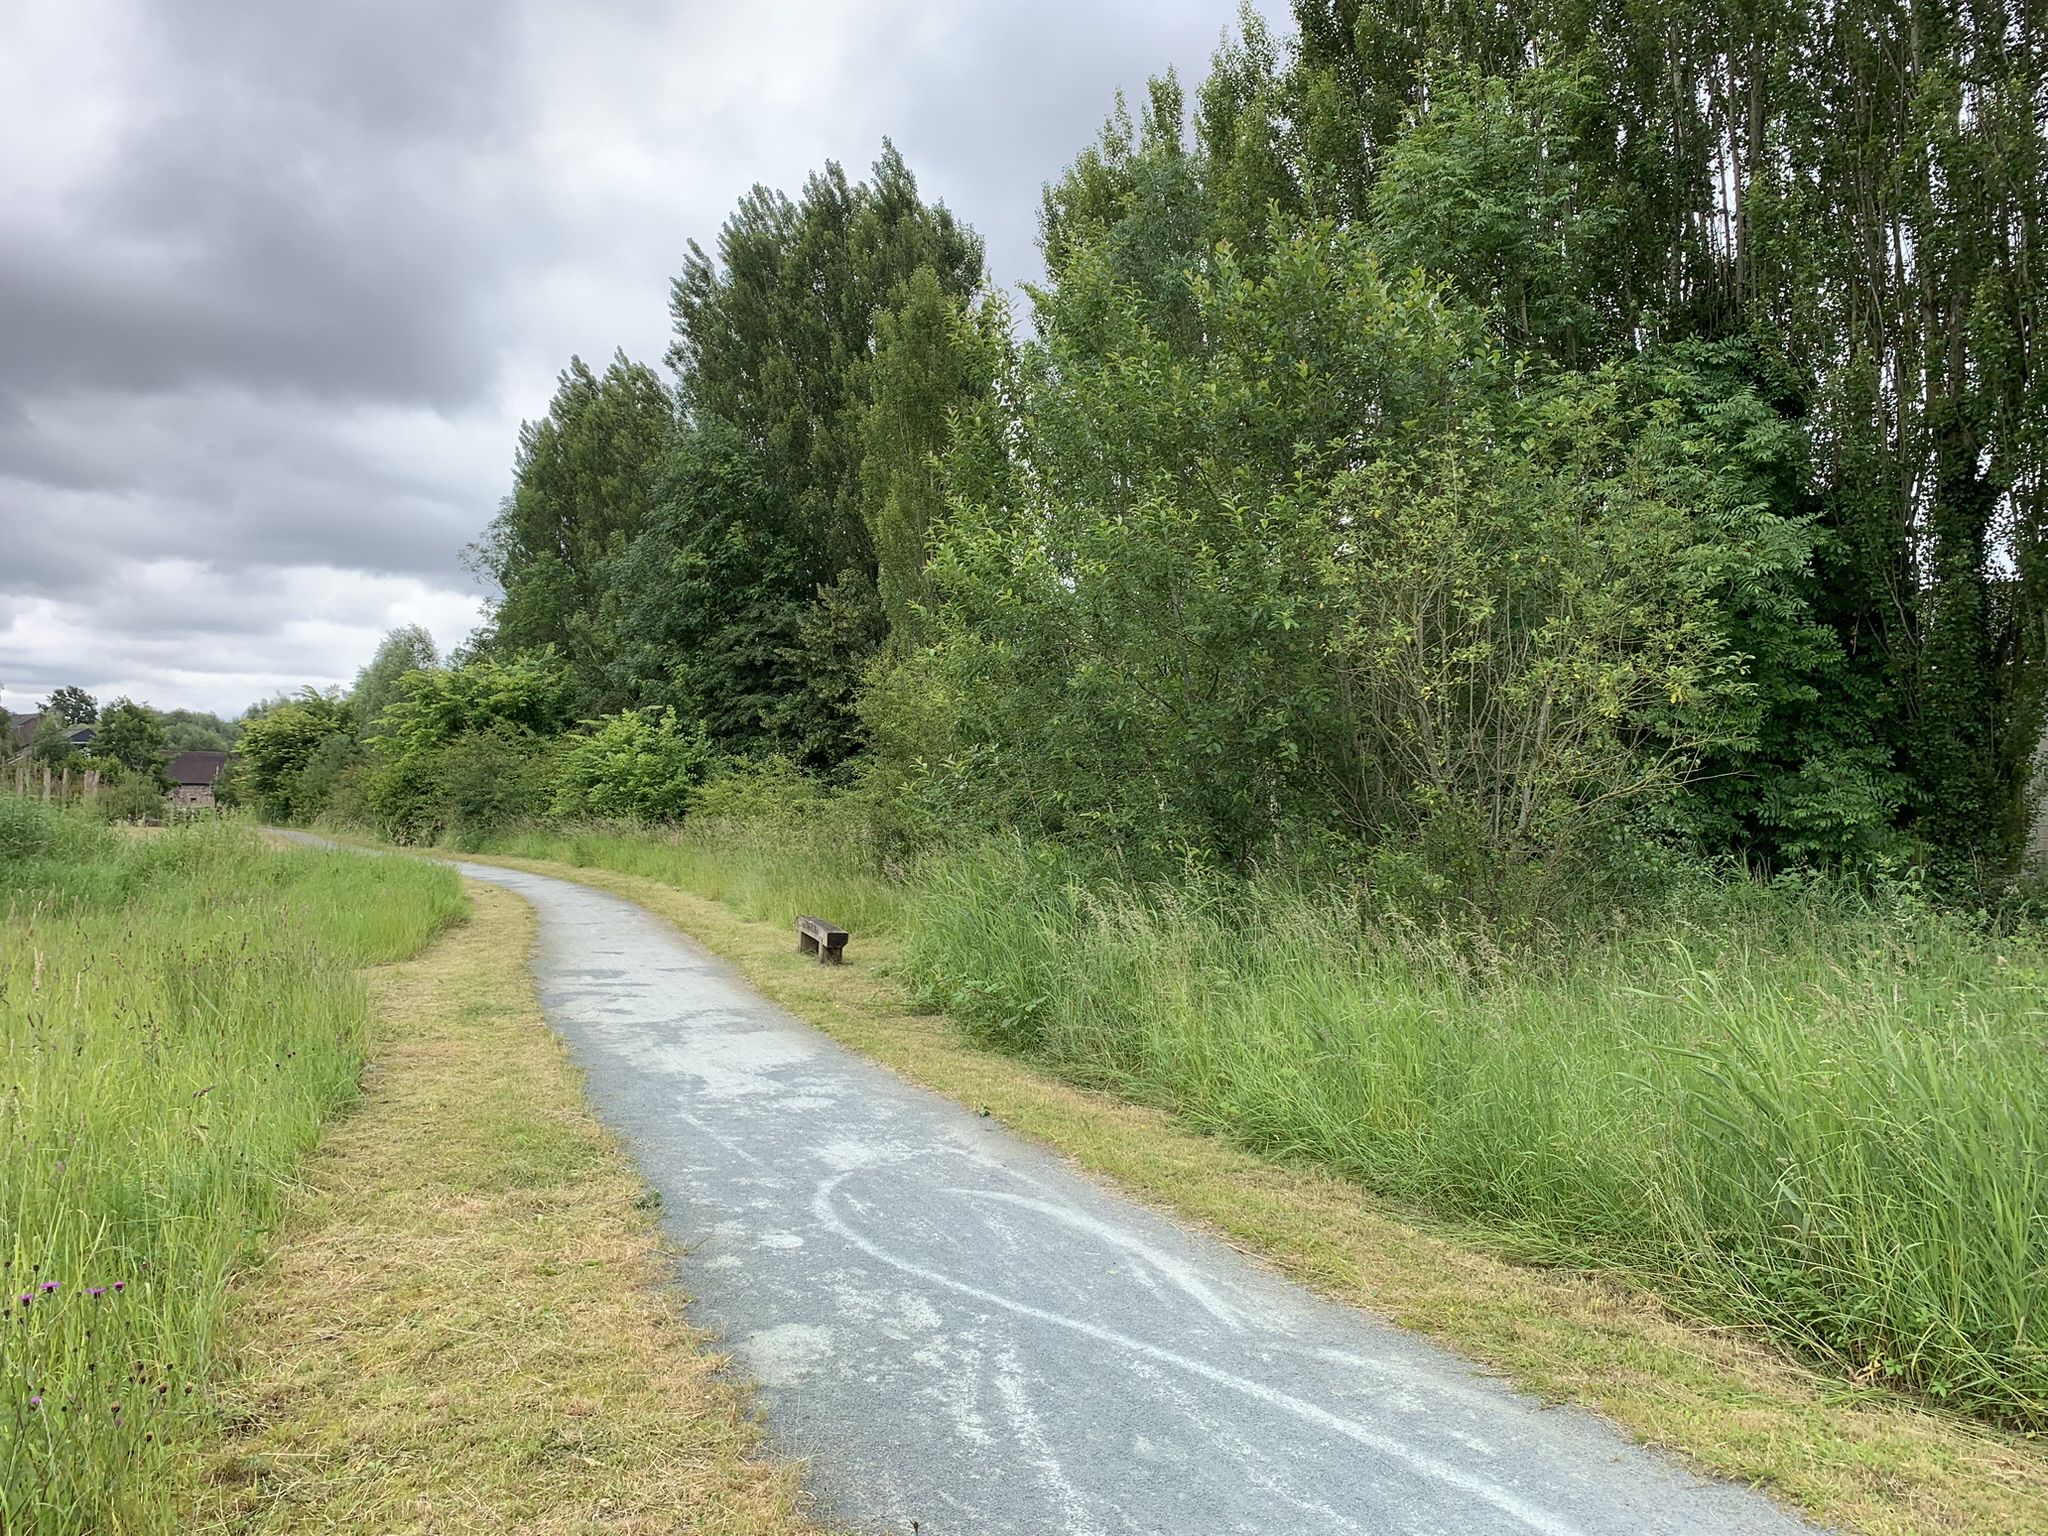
[298,837,1819,1535]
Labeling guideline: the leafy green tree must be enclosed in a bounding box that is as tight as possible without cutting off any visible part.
[659,143,985,766]
[1368,60,1626,367]
[92,700,169,787]
[235,691,352,822]
[158,709,240,752]
[597,425,800,751]
[40,686,96,724]
[27,714,76,768]
[874,218,1725,869]
[470,355,674,710]
[861,272,1006,646]
[1280,0,2047,876]
[352,624,440,739]
[376,652,573,763]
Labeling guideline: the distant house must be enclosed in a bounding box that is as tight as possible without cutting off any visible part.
[165,750,231,808]
[3,715,95,757]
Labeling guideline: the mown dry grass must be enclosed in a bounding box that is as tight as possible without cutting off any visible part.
[452,848,2048,1536]
[185,880,836,1536]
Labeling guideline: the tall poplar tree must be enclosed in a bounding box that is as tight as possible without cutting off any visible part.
[652,143,985,765]
[469,352,675,711]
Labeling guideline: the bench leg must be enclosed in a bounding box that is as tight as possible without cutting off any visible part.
[820,940,843,965]
[798,931,818,957]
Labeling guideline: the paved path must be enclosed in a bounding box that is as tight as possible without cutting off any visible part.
[316,841,1818,1535]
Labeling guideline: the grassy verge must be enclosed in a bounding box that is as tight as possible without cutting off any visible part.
[902,847,2048,1425]
[187,878,832,1534]
[448,822,2048,1536]
[1,802,465,1535]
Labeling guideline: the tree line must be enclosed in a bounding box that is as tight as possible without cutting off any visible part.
[247,1,2045,900]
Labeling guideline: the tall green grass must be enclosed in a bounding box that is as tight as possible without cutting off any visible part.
[475,814,2048,1428]
[1,800,465,1533]
[484,818,908,937]
[900,843,2048,1427]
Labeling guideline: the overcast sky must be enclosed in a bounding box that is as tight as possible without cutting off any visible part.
[0,0,1284,720]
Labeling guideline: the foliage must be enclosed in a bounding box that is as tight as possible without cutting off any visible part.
[235,691,353,823]
[434,728,556,846]
[90,699,169,786]
[866,217,1821,883]
[376,651,572,761]
[652,144,986,765]
[861,270,1004,646]
[28,712,77,767]
[1282,0,2048,878]
[469,356,674,711]
[0,811,463,1533]
[350,624,440,738]
[553,708,713,823]
[40,686,96,724]
[595,424,808,753]
[157,709,239,753]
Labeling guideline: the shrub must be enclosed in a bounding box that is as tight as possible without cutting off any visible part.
[551,708,711,823]
[94,773,167,825]
[439,728,555,845]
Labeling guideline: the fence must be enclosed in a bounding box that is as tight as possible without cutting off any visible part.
[5,758,103,803]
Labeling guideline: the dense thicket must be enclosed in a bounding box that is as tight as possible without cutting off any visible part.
[468,146,983,765]
[1271,0,2047,874]
[292,2,2039,893]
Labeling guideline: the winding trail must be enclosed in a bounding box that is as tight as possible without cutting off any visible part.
[306,839,1818,1535]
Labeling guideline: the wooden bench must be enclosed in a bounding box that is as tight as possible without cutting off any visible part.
[796,915,850,965]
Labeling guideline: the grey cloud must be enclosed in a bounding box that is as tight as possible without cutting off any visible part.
[4,1,518,406]
[0,0,1279,720]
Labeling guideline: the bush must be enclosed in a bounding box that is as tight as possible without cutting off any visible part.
[551,707,711,822]
[94,773,167,825]
[351,727,554,847]
[681,754,821,827]
[439,728,555,845]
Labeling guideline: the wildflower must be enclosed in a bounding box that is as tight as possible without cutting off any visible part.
[112,1281,124,1292]
[27,1396,41,1409]
[16,1294,28,1306]
[86,1287,104,1298]
[38,1281,57,1293]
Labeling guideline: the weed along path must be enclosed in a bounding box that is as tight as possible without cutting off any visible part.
[299,842,1816,1536]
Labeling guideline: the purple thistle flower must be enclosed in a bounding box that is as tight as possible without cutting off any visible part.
[28,1396,41,1409]
[112,1281,125,1292]
[38,1282,57,1294]
[86,1287,105,1298]
[16,1294,28,1306]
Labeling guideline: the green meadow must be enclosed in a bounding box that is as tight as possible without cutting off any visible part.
[1,799,462,1534]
